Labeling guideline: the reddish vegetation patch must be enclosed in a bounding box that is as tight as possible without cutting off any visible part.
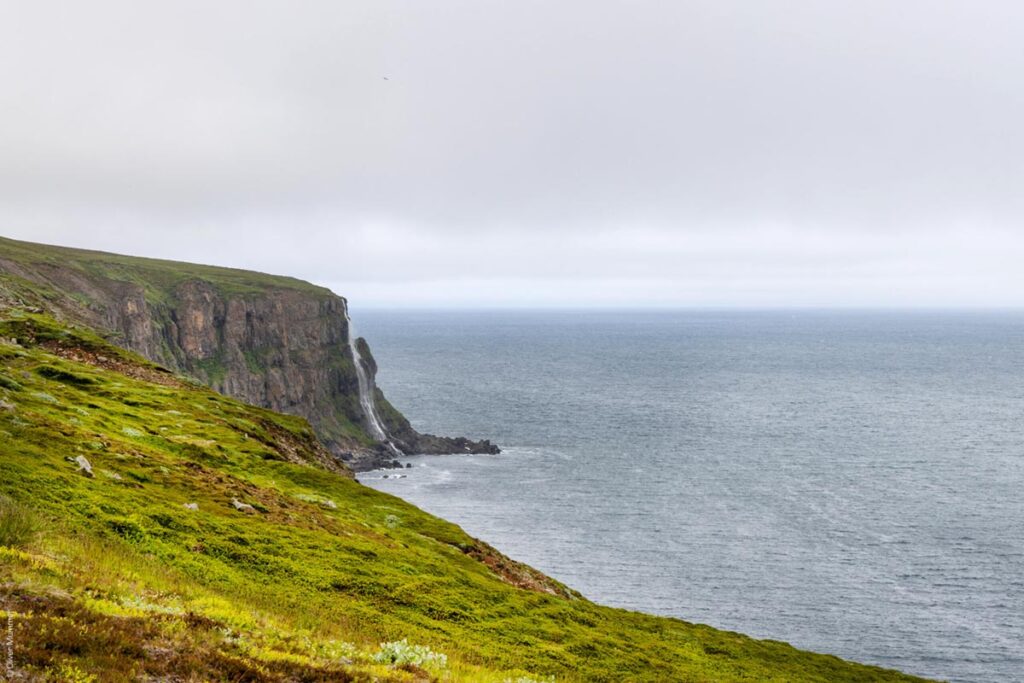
[395,662,433,682]
[176,460,299,525]
[462,541,579,599]
[256,417,353,478]
[40,340,182,389]
[2,588,355,682]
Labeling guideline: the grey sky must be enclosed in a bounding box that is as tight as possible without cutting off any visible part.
[2,1,1023,307]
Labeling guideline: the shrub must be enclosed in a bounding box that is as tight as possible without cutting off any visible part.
[105,516,146,543]
[49,663,97,682]
[372,639,448,669]
[35,366,95,386]
[0,497,39,548]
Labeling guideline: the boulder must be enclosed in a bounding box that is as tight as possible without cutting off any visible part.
[74,455,94,478]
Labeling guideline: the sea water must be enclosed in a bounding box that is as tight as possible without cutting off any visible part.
[358,310,1024,683]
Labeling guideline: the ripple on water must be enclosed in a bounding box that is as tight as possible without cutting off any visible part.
[359,310,1024,683]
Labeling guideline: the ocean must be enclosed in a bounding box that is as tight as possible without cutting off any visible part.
[356,310,1024,683]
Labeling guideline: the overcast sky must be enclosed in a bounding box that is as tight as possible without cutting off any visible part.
[2,1,1023,308]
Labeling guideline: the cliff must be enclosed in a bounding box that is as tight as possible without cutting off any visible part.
[0,236,498,470]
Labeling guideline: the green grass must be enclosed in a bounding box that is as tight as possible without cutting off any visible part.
[0,235,332,302]
[0,311,934,682]
[0,496,38,549]
[194,350,230,387]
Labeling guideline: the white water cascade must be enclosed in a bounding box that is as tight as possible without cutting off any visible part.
[344,308,401,456]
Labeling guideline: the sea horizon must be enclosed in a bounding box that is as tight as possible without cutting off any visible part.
[362,308,1024,683]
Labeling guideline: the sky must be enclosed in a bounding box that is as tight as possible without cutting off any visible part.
[2,1,1023,308]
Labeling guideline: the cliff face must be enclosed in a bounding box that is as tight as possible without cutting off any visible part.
[0,236,498,470]
[356,339,501,456]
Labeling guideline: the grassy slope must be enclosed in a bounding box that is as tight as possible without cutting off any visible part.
[0,311,932,682]
[0,235,331,302]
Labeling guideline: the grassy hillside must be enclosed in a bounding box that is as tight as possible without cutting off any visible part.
[0,235,331,303]
[0,309,931,682]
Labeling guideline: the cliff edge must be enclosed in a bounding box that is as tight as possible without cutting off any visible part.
[0,236,498,470]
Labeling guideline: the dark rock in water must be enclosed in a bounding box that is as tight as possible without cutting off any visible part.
[355,341,501,467]
[405,463,413,468]
[384,432,501,458]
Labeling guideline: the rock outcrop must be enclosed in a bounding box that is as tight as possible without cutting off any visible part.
[355,339,500,457]
[0,236,499,470]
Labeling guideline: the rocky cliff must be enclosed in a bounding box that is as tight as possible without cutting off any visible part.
[0,236,498,470]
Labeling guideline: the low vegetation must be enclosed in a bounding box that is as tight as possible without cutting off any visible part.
[0,235,332,303]
[0,497,38,549]
[0,310,932,681]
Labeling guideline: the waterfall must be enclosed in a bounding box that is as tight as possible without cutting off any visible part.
[344,306,401,456]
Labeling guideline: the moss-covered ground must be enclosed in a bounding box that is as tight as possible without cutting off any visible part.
[0,311,932,682]
[0,236,331,303]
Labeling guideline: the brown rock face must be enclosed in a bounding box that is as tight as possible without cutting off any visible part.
[0,239,499,470]
[159,280,367,460]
